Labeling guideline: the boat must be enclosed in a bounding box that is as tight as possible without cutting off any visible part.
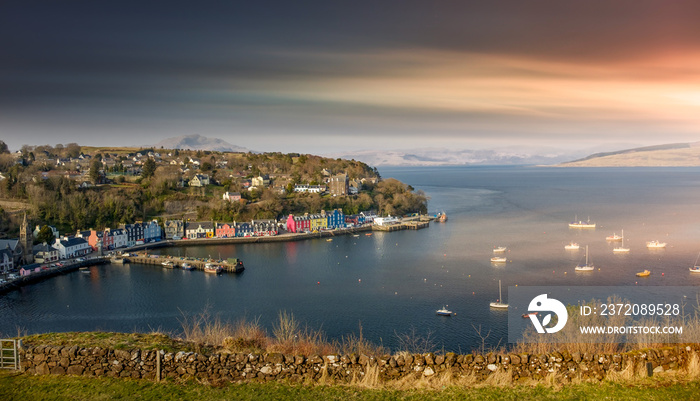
[493,246,507,253]
[646,240,667,249]
[489,280,508,309]
[365,233,373,236]
[161,260,174,268]
[606,232,622,241]
[575,245,594,271]
[204,263,222,274]
[613,229,630,253]
[435,212,448,223]
[690,253,700,273]
[110,257,126,264]
[352,234,360,237]
[326,238,333,242]
[490,256,507,263]
[636,269,651,277]
[522,312,538,319]
[564,242,580,250]
[181,263,194,270]
[436,306,453,316]
[569,216,596,229]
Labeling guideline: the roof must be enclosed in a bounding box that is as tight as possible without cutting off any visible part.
[59,237,89,247]
[0,239,19,251]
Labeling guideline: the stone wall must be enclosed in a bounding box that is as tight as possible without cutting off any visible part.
[17,343,700,384]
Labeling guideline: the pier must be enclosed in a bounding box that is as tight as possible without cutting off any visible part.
[126,254,245,273]
[372,220,430,231]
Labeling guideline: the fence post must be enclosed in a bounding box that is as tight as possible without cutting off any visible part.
[156,350,161,382]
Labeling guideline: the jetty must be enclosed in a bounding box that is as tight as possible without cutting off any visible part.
[126,254,245,273]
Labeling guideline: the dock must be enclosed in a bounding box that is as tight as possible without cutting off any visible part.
[126,254,245,273]
[372,220,430,231]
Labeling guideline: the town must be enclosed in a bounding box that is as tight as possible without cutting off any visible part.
[0,141,430,286]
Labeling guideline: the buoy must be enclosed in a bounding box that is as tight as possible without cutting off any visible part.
[358,279,361,282]
[472,292,475,295]
[564,272,567,275]
[662,273,664,276]
[317,281,320,284]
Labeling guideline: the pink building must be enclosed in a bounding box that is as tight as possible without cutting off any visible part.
[215,223,236,238]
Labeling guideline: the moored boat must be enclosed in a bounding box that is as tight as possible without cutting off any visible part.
[569,216,596,228]
[490,256,507,263]
[522,312,538,319]
[435,212,448,223]
[564,242,580,250]
[161,260,174,268]
[690,252,700,273]
[489,280,508,309]
[606,232,622,241]
[436,306,453,316]
[110,257,126,264]
[493,246,507,253]
[575,245,594,271]
[181,263,194,270]
[613,229,630,253]
[646,240,667,249]
[636,269,651,277]
[204,262,222,274]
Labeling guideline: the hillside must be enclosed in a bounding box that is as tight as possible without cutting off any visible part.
[557,142,700,167]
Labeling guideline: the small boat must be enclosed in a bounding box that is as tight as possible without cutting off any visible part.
[435,212,448,223]
[493,246,507,253]
[436,306,453,316]
[636,270,651,277]
[181,263,194,270]
[489,280,508,309]
[110,257,126,264]
[606,232,622,241]
[613,229,630,253]
[564,242,580,250]
[352,234,360,238]
[491,257,507,263]
[204,263,222,274]
[575,245,594,271]
[522,312,538,319]
[161,261,174,268]
[365,233,373,236]
[646,240,667,249]
[326,238,333,242]
[690,253,700,273]
[569,216,596,229]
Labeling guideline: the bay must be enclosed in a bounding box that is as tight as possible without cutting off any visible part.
[3,166,700,352]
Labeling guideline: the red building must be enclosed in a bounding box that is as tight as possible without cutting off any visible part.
[215,223,236,238]
[286,214,310,233]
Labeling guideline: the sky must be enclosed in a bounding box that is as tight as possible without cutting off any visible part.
[2,1,700,154]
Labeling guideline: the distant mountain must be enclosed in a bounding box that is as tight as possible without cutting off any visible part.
[153,135,249,153]
[329,147,593,166]
[558,142,700,167]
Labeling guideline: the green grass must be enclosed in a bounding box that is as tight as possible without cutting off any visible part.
[21,332,207,354]
[2,371,700,401]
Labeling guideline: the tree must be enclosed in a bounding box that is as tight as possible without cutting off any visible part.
[141,158,156,178]
[36,225,56,245]
[89,159,102,183]
[0,140,8,154]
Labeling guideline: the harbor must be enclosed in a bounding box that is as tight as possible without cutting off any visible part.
[125,254,245,273]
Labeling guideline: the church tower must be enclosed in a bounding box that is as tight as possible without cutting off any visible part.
[20,212,34,265]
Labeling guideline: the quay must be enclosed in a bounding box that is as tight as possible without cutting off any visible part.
[372,220,430,232]
[0,257,110,295]
[126,254,245,273]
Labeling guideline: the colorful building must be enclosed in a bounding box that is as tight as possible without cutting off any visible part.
[215,223,236,238]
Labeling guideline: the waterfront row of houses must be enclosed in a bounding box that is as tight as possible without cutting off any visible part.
[285,210,377,233]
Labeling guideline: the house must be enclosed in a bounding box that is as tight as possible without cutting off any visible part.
[252,221,278,236]
[235,222,253,237]
[143,220,162,242]
[32,243,59,263]
[164,220,185,240]
[251,175,270,188]
[215,222,236,238]
[189,174,210,187]
[120,222,145,246]
[329,173,349,196]
[326,209,345,229]
[374,216,400,226]
[309,214,327,232]
[286,214,310,233]
[0,247,14,273]
[53,237,91,259]
[20,263,43,277]
[107,228,128,249]
[0,239,22,266]
[87,230,105,251]
[186,222,215,239]
[294,184,326,193]
[223,192,241,202]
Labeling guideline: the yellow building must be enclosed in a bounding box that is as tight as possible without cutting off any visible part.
[309,214,328,232]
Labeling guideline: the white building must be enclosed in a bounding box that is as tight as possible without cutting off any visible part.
[53,237,92,259]
[374,216,400,226]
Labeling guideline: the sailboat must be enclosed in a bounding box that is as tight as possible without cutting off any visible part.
[613,229,630,253]
[575,245,594,271]
[690,252,700,273]
[489,280,508,309]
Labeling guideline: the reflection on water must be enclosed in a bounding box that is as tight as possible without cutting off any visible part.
[3,166,700,352]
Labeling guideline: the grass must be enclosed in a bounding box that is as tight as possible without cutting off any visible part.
[20,332,199,354]
[3,370,700,401]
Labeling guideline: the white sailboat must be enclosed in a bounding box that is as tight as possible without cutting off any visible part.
[564,242,580,250]
[575,245,594,271]
[489,280,508,309]
[613,229,630,253]
[690,252,700,273]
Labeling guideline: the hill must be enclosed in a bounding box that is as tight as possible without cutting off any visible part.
[153,135,249,153]
[557,142,700,167]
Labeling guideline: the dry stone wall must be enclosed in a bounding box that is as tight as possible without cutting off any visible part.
[18,343,700,384]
